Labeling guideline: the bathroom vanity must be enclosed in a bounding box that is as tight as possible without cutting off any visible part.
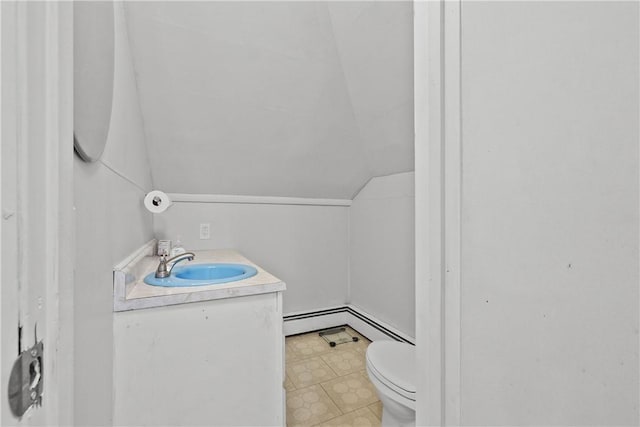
[112,242,286,426]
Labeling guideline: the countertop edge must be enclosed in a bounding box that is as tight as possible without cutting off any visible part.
[113,281,286,312]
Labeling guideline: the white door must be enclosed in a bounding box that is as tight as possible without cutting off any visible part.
[1,2,73,425]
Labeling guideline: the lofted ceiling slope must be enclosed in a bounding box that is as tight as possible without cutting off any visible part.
[124,1,413,199]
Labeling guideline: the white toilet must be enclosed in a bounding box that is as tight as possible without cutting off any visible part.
[365,340,416,427]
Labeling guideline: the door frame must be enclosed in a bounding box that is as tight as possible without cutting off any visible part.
[415,0,462,425]
[1,2,74,425]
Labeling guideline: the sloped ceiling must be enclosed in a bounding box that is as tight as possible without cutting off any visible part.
[124,1,413,199]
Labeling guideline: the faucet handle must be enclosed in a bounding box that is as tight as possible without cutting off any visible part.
[154,252,195,279]
[155,254,170,278]
[158,254,167,267]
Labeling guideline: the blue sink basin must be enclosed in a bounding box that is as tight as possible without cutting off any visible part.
[143,263,258,287]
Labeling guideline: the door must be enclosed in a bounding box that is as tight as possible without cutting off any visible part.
[1,2,73,425]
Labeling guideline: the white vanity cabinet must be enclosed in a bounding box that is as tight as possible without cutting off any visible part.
[112,246,285,426]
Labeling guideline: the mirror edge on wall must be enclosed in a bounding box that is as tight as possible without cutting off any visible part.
[73,1,115,163]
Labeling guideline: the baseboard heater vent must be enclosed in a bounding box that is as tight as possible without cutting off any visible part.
[283,306,348,321]
[283,306,414,345]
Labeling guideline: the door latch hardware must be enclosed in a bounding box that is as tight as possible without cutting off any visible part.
[7,341,43,418]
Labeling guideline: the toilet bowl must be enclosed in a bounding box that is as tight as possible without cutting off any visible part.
[366,340,416,427]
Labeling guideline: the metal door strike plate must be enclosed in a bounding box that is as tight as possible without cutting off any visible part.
[7,341,44,418]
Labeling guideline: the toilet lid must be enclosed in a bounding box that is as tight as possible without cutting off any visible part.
[366,341,416,398]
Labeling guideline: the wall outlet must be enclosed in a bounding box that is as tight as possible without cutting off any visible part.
[199,223,211,240]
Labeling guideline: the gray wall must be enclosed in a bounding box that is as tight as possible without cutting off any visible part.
[73,4,153,425]
[153,202,349,314]
[153,173,416,327]
[349,172,414,337]
[124,1,413,199]
[460,2,638,425]
[327,2,414,177]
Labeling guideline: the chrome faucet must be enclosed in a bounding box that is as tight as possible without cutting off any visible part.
[155,252,195,278]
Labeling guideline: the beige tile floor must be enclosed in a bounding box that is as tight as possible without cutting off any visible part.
[285,327,382,427]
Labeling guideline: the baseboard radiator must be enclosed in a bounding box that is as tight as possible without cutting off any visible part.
[283,305,414,345]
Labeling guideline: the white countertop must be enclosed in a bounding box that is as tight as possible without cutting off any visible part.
[113,241,286,311]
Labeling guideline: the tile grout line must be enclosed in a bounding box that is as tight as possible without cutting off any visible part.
[365,404,382,421]
[285,383,344,427]
[287,355,338,389]
[318,381,344,415]
[312,406,382,427]
[318,372,379,415]
[319,353,341,378]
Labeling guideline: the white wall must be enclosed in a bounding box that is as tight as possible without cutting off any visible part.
[154,177,417,328]
[153,202,349,314]
[125,1,369,199]
[123,2,413,199]
[73,3,153,425]
[460,2,638,425]
[349,172,414,338]
[327,2,414,178]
